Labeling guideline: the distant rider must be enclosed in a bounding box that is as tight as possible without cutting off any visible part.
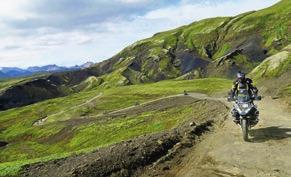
[229,71,259,123]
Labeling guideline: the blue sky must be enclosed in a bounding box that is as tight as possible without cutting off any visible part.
[0,0,279,68]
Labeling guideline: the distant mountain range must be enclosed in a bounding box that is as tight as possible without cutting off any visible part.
[0,62,94,79]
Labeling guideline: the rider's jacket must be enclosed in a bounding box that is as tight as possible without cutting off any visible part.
[231,78,258,96]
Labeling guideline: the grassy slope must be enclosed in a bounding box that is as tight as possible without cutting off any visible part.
[249,44,291,108]
[97,0,291,87]
[0,78,231,176]
[250,45,291,80]
[98,17,228,86]
[224,0,290,50]
[249,44,291,95]
[0,1,290,176]
[0,73,48,90]
[0,1,290,112]
[0,78,32,93]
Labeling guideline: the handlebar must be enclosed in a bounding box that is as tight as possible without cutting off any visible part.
[227,95,262,102]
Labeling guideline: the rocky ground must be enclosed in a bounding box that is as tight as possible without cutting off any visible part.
[141,96,291,177]
[18,93,291,177]
[19,94,228,177]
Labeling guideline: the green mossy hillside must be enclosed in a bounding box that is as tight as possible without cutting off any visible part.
[1,1,291,110]
[250,45,291,80]
[0,78,231,176]
[99,0,291,86]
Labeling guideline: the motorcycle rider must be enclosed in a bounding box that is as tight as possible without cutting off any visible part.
[229,71,259,123]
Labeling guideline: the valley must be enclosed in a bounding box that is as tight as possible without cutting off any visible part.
[0,0,290,111]
[0,78,231,176]
[0,0,290,176]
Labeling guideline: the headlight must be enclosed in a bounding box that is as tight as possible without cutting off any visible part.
[241,103,249,108]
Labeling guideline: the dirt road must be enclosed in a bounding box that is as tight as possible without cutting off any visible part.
[159,95,291,177]
[21,95,228,177]
[21,93,291,177]
[33,93,103,126]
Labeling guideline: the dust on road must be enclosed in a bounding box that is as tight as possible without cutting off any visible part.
[21,93,291,177]
[156,96,291,177]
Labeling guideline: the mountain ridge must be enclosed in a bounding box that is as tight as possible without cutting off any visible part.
[0,0,290,110]
[1,1,291,176]
[0,62,95,79]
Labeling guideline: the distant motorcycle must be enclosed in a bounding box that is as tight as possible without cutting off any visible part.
[228,89,261,141]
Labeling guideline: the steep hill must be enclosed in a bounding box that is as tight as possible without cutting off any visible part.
[99,0,290,84]
[0,0,290,110]
[0,78,231,177]
[249,44,291,108]
[250,44,291,92]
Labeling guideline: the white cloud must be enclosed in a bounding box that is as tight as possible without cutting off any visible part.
[0,30,96,67]
[145,0,280,27]
[0,0,35,20]
[118,0,150,4]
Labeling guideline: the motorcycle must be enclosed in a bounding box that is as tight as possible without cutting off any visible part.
[228,89,261,141]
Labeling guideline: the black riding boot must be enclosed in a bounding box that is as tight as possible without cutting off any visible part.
[231,108,240,124]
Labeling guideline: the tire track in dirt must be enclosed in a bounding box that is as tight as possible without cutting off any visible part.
[21,94,229,177]
[33,93,103,126]
[150,96,291,177]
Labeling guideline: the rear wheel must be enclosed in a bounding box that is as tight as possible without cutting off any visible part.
[241,119,249,141]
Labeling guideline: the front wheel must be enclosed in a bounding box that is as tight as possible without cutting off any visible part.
[241,118,249,141]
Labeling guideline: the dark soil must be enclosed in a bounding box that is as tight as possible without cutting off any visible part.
[0,58,119,111]
[106,95,201,118]
[0,141,8,147]
[20,98,228,177]
[20,121,213,177]
[40,95,201,144]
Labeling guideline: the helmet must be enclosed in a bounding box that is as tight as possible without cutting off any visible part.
[236,71,245,80]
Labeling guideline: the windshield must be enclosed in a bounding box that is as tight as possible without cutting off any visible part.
[236,89,251,102]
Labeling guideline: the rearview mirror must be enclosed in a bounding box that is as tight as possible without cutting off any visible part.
[256,96,262,100]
